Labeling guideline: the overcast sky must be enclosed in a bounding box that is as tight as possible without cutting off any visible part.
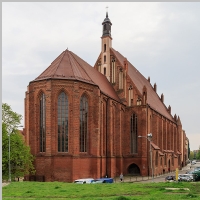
[2,2,200,151]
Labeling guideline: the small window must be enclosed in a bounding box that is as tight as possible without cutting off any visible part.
[104,44,106,52]
[104,55,106,63]
[104,67,106,75]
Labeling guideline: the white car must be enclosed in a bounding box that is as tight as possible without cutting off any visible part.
[191,160,196,165]
[74,178,94,184]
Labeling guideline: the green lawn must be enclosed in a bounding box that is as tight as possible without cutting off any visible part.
[2,181,200,200]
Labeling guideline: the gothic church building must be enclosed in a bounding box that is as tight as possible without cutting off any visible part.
[24,12,187,182]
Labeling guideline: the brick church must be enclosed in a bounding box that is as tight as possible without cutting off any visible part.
[24,12,187,182]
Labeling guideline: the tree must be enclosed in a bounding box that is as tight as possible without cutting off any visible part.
[196,146,200,160]
[189,151,194,160]
[2,103,22,131]
[2,103,35,181]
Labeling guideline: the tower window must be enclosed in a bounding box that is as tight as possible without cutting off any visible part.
[104,55,106,63]
[104,44,106,52]
[104,67,106,75]
[103,24,106,31]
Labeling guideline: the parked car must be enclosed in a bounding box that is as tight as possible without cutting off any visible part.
[165,175,176,182]
[187,170,200,181]
[194,167,200,171]
[91,179,105,184]
[191,160,196,165]
[178,174,193,182]
[74,178,94,184]
[98,178,113,183]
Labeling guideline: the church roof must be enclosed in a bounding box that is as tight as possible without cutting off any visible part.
[34,49,120,102]
[111,48,174,121]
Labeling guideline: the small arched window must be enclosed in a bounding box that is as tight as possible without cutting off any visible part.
[104,67,106,75]
[39,93,46,152]
[104,55,106,63]
[104,44,106,52]
[80,95,88,152]
[58,92,69,152]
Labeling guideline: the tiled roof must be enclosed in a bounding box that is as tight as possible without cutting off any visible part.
[34,49,120,102]
[111,48,174,122]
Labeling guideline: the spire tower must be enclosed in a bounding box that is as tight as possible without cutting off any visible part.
[101,9,112,81]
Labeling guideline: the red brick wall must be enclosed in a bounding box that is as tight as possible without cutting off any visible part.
[25,77,184,182]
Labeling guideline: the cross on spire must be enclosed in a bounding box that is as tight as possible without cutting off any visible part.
[106,6,108,17]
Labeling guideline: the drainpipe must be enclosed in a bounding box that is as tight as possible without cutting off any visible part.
[105,98,109,177]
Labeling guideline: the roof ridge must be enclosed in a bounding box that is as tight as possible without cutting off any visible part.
[69,52,94,83]
[54,49,67,76]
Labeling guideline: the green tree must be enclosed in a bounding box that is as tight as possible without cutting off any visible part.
[189,151,194,160]
[196,146,200,160]
[2,103,35,181]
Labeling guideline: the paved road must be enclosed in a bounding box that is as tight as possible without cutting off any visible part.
[2,162,199,186]
[115,161,200,183]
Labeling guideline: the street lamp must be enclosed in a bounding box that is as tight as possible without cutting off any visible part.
[8,125,23,182]
[138,133,153,182]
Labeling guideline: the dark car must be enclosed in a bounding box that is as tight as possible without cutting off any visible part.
[165,175,176,182]
[187,170,200,181]
[99,178,113,183]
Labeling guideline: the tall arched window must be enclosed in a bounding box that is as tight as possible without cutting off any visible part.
[119,70,123,89]
[80,95,88,152]
[130,113,138,153]
[58,92,68,152]
[40,93,46,152]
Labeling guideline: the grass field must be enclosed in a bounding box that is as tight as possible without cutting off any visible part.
[2,181,200,200]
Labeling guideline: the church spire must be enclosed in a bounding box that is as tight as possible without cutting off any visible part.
[100,9,113,82]
[102,7,112,38]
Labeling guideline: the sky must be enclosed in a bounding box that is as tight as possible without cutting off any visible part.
[2,2,200,151]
